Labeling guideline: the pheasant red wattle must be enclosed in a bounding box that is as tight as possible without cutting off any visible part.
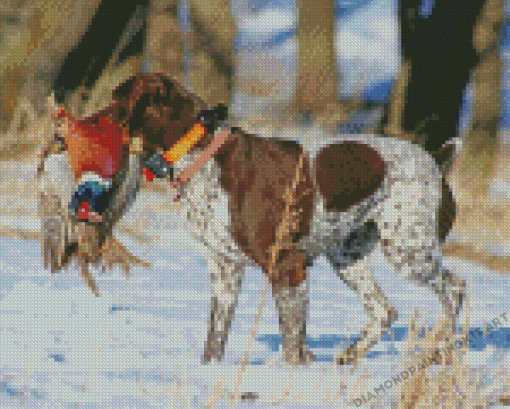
[77,201,90,220]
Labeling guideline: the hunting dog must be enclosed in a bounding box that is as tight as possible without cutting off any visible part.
[39,73,465,366]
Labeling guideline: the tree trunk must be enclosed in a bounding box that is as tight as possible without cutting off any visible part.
[295,0,354,128]
[383,57,412,141]
[296,0,337,115]
[385,0,487,153]
[457,0,504,199]
[147,0,236,107]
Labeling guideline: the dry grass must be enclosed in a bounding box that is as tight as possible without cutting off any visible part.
[443,242,510,273]
[398,318,462,408]
[394,293,504,409]
[0,226,40,240]
[0,111,50,160]
[78,55,140,118]
[442,134,510,273]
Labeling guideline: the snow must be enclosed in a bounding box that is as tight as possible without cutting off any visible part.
[1,181,509,407]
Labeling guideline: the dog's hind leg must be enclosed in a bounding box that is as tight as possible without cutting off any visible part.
[424,260,466,339]
[326,223,398,366]
[202,255,245,364]
[377,181,466,352]
[380,239,465,363]
[326,220,398,366]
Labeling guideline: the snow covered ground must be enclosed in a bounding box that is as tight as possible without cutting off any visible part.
[1,183,510,407]
[1,0,510,407]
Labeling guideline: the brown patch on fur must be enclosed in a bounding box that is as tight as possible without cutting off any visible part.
[274,248,308,287]
[314,142,387,213]
[439,177,456,242]
[215,131,314,286]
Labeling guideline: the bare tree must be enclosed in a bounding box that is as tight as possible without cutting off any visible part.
[460,0,504,197]
[147,0,237,106]
[384,0,503,180]
[294,0,359,128]
[295,0,336,116]
[0,0,103,133]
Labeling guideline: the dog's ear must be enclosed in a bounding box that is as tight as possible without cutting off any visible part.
[110,74,166,129]
[133,75,201,146]
[112,75,139,104]
[111,75,147,125]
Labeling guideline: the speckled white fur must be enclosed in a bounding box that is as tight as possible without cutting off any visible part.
[171,132,464,365]
[173,150,254,266]
[173,134,442,272]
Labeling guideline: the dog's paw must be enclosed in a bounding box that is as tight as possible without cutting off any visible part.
[201,348,224,365]
[284,348,316,366]
[335,345,360,366]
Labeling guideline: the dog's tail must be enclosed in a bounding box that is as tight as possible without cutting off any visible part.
[428,140,458,175]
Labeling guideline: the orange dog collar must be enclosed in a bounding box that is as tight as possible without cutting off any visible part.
[162,123,207,164]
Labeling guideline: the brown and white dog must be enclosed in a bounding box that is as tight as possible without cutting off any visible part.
[38,73,466,366]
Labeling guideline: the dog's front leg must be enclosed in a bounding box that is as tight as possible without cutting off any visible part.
[202,255,245,364]
[272,279,315,365]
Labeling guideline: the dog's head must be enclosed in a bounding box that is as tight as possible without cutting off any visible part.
[107,73,231,184]
[110,73,208,152]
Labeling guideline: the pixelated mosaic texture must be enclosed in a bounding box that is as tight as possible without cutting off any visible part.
[1,0,510,407]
